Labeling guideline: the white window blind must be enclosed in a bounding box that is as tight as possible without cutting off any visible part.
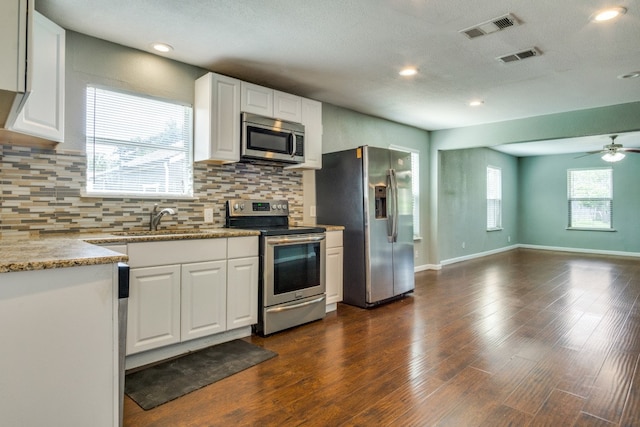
[487,166,502,230]
[567,168,612,229]
[86,86,193,197]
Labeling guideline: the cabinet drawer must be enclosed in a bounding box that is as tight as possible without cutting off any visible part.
[228,236,258,259]
[326,231,343,248]
[128,238,226,268]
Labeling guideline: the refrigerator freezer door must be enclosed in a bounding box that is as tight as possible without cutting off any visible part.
[389,149,415,295]
[364,146,395,303]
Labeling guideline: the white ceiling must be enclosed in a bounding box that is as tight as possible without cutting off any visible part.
[491,130,640,156]
[39,0,640,147]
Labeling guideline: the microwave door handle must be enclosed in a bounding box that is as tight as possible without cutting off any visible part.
[290,131,296,157]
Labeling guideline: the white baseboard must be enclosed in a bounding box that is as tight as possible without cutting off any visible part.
[519,244,640,258]
[415,263,441,272]
[441,244,520,266]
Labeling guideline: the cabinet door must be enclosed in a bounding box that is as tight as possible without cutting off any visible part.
[273,90,302,122]
[0,0,29,97]
[326,246,344,304]
[181,260,227,341]
[227,256,259,329]
[286,97,322,170]
[241,82,273,117]
[10,11,65,142]
[194,72,240,163]
[127,265,181,355]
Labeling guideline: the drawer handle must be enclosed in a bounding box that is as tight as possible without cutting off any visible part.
[266,296,326,313]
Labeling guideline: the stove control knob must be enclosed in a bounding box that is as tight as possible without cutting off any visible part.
[282,204,288,211]
[272,205,277,210]
[240,203,245,211]
[233,203,239,211]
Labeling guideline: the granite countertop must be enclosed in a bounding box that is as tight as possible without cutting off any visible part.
[0,238,127,273]
[319,224,345,231]
[0,228,261,273]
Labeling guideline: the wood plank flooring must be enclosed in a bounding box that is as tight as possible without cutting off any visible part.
[123,248,640,426]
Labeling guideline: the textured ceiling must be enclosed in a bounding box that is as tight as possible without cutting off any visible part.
[39,0,640,149]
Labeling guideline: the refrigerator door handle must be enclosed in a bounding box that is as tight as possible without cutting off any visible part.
[387,169,399,243]
[386,170,394,242]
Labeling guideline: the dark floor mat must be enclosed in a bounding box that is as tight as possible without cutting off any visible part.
[125,339,277,410]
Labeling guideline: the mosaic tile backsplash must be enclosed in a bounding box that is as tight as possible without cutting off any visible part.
[0,144,303,239]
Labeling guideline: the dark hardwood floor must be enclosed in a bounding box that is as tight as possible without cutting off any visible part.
[123,248,640,426]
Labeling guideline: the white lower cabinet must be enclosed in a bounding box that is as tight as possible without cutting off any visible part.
[325,230,344,309]
[227,256,259,329]
[181,260,227,341]
[127,265,181,354]
[125,237,258,357]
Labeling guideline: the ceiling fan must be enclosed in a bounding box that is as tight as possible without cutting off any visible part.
[580,135,640,162]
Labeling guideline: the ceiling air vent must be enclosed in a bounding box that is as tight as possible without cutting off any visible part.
[497,47,542,63]
[459,13,520,39]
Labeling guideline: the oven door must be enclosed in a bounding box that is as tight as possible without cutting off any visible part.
[263,233,326,307]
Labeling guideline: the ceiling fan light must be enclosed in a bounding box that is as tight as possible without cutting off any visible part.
[601,152,625,162]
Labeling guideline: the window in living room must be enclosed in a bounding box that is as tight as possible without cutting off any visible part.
[487,165,502,230]
[567,167,613,229]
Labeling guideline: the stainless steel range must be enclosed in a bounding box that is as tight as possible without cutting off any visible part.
[226,199,326,336]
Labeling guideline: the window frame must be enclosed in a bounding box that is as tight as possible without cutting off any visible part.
[567,167,614,231]
[85,85,194,198]
[486,165,503,231]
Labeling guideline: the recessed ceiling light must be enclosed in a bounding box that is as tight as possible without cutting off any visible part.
[469,100,484,107]
[399,67,418,77]
[151,42,173,53]
[591,6,627,22]
[618,71,640,79]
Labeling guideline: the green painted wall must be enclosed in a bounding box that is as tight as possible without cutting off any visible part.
[519,153,640,253]
[438,147,518,261]
[429,102,640,264]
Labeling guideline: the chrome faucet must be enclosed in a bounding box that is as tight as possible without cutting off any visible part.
[150,204,176,231]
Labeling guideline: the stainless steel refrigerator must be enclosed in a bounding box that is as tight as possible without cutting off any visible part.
[316,146,414,308]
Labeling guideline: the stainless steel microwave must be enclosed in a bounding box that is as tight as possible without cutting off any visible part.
[241,112,305,164]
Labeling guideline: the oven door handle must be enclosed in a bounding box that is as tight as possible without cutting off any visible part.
[266,235,325,245]
[265,295,326,313]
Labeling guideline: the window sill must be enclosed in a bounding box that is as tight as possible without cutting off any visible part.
[82,191,198,201]
[566,227,617,232]
[413,236,423,242]
[486,228,503,232]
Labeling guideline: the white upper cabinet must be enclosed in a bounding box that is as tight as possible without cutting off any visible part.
[273,90,302,123]
[241,82,273,117]
[0,0,30,129]
[9,11,65,142]
[194,72,241,163]
[287,97,322,170]
[241,82,302,123]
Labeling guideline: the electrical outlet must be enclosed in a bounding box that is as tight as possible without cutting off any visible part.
[414,249,419,259]
[462,242,466,249]
[204,208,214,223]
[508,235,511,243]
[310,205,317,218]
